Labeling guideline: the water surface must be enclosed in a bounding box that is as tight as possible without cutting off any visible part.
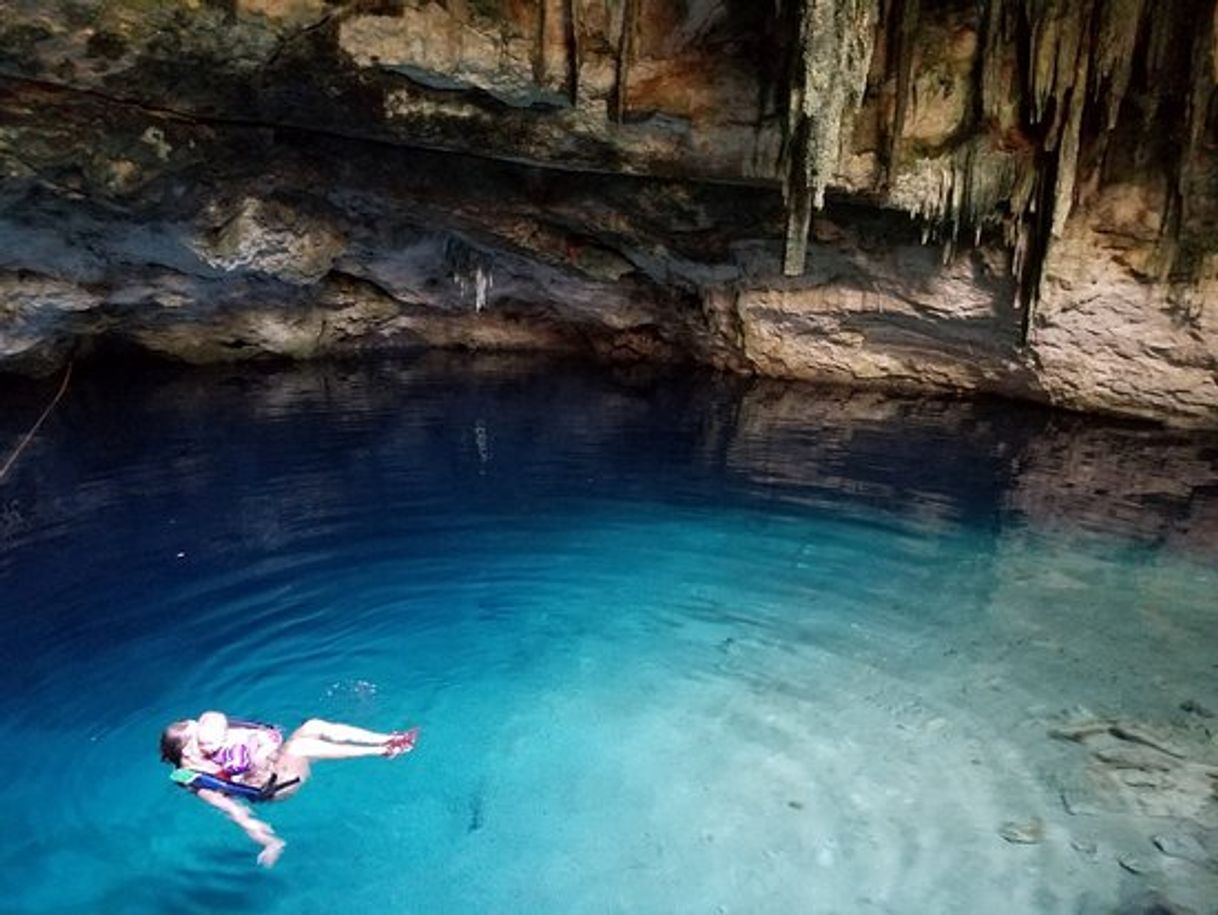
[1,354,1216,914]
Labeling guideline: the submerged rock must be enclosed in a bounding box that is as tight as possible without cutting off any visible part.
[1070,837,1097,856]
[999,817,1044,845]
[1151,832,1214,870]
[1050,709,1218,893]
[1180,700,1215,720]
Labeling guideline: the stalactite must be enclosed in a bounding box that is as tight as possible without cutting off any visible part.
[979,0,1015,125]
[612,0,639,124]
[1092,0,1144,130]
[779,0,1216,327]
[1050,42,1089,239]
[1165,4,1218,282]
[969,0,1203,339]
[1183,12,1216,202]
[888,139,1026,245]
[881,0,919,181]
[564,0,581,105]
[1213,1,1218,83]
[533,0,549,87]
[782,0,879,276]
[1013,0,1097,339]
[1026,1,1061,125]
[532,0,579,105]
[783,116,816,275]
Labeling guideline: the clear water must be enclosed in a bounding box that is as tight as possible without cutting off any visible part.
[1,355,1215,914]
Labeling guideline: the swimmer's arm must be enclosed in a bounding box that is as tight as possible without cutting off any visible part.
[195,789,285,867]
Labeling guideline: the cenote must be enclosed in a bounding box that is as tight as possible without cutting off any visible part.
[1,354,1215,914]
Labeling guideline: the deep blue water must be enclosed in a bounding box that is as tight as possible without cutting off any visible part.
[1,354,1216,914]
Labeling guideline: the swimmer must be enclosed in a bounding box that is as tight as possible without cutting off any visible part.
[160,710,419,867]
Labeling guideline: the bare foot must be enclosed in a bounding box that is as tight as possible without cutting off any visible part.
[383,726,420,758]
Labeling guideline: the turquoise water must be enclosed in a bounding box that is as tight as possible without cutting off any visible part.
[1,356,1215,914]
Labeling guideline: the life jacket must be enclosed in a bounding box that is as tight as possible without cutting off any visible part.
[169,718,296,802]
[170,767,298,802]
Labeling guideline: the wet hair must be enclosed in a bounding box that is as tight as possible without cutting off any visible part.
[159,720,191,766]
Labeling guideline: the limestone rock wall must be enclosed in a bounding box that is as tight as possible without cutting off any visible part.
[0,1,1215,425]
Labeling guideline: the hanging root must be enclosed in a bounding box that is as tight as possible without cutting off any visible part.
[0,359,74,483]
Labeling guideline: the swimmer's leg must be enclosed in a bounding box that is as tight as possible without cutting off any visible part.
[288,718,393,746]
[282,737,392,760]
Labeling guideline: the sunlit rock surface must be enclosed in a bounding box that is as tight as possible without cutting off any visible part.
[0,1,1215,424]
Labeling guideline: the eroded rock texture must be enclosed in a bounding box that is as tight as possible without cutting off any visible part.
[0,1,1215,424]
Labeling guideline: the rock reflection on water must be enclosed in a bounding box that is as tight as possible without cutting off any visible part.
[723,381,1218,554]
[1,352,1215,560]
[1004,423,1218,553]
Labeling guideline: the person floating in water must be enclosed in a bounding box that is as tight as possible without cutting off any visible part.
[160,710,419,867]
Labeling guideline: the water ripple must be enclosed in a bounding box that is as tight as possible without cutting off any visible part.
[0,356,1215,914]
